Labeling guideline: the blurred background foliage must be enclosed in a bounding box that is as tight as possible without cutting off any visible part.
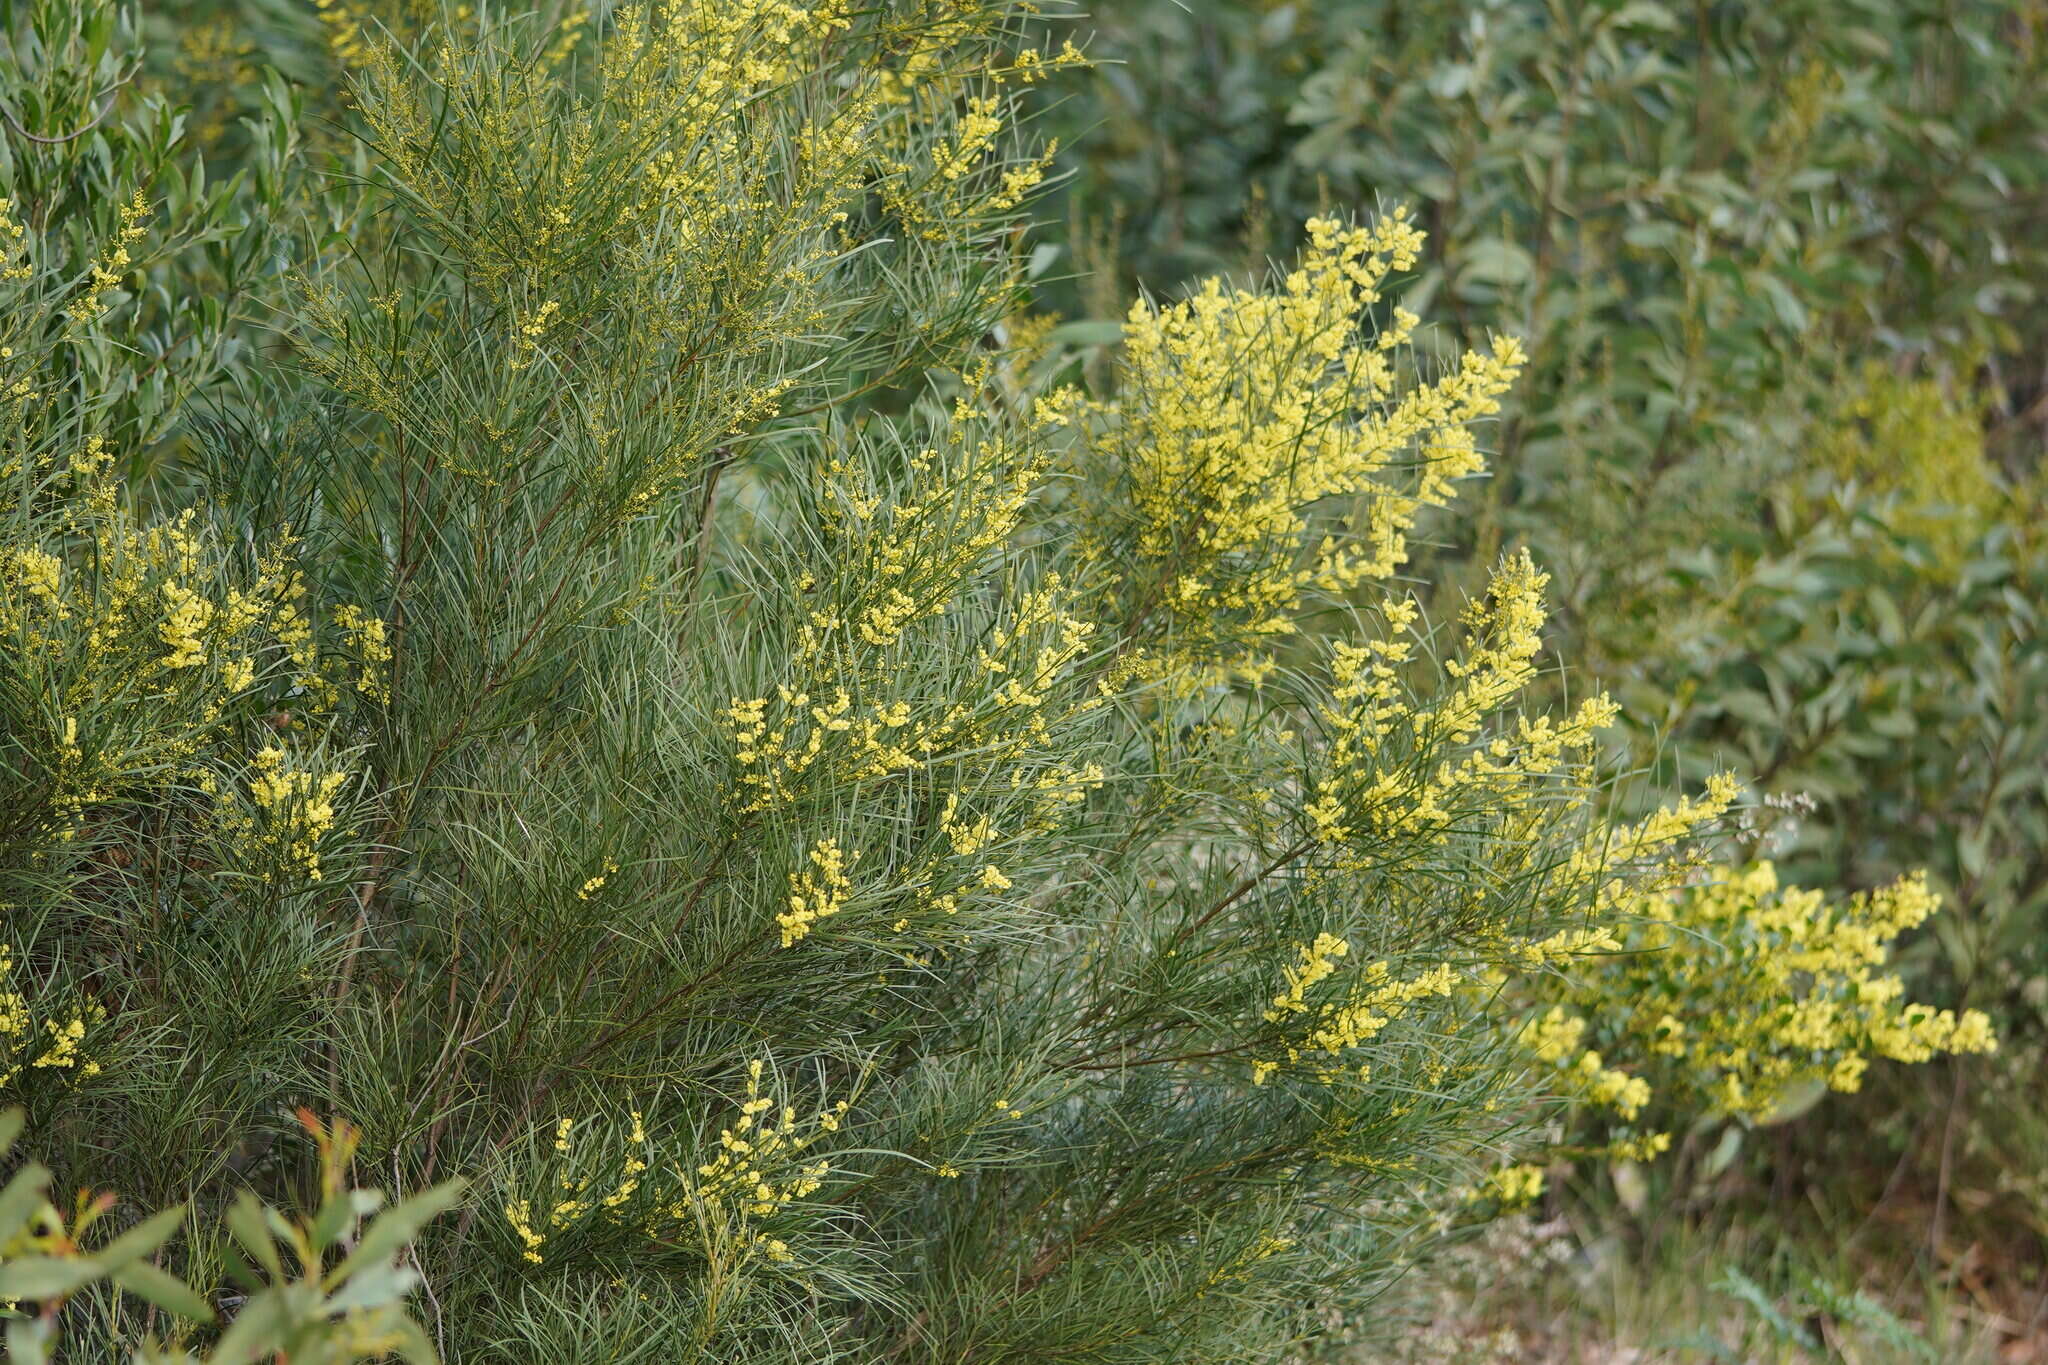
[1029,0,2048,1353]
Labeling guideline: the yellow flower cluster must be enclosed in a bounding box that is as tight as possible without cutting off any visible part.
[1539,861,1996,1123]
[721,422,1110,971]
[505,298,560,373]
[503,1111,653,1266]
[1071,207,1525,664]
[873,22,1080,240]
[312,0,373,65]
[0,946,103,1089]
[64,193,150,325]
[504,1063,847,1271]
[1480,1163,1546,1210]
[242,748,351,883]
[0,197,30,283]
[159,579,213,669]
[328,0,950,519]
[560,0,864,339]
[1809,363,2002,558]
[1062,227,1776,1136]
[503,1198,546,1265]
[1304,552,1619,854]
[3,430,369,862]
[725,428,1099,820]
[1548,773,1747,918]
[779,838,854,947]
[575,859,619,902]
[932,95,1004,182]
[1193,1231,1296,1299]
[692,1061,836,1223]
[332,604,392,701]
[1252,933,1458,1085]
[1246,771,1747,1114]
[2,546,64,620]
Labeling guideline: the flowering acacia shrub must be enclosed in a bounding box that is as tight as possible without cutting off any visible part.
[0,36,366,1223]
[1065,209,1526,674]
[1519,862,1996,1162]
[1037,4,2048,1175]
[0,0,1990,1358]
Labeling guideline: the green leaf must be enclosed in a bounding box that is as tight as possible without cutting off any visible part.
[1457,238,1535,289]
[327,1181,464,1290]
[109,1261,216,1325]
[97,1204,190,1267]
[310,1190,356,1251]
[323,1261,418,1313]
[206,1289,292,1365]
[0,1255,109,1302]
[1715,1267,1818,1349]
[1046,320,1124,348]
[224,1194,283,1278]
[1759,1078,1827,1126]
[0,1163,53,1239]
[6,1313,55,1365]
[1605,1,1681,31]
[388,1314,442,1364]
[1701,1122,1747,1176]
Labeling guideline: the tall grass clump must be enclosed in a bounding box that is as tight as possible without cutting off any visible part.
[0,0,1992,1358]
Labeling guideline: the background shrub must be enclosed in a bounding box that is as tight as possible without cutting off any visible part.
[1,0,2039,1358]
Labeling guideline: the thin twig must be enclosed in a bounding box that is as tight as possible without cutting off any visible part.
[680,445,734,615]
[1929,1059,1967,1265]
[0,80,126,146]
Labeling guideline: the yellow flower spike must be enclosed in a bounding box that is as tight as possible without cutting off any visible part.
[504,1201,545,1264]
[779,839,854,947]
[333,604,392,700]
[64,192,151,325]
[576,860,619,901]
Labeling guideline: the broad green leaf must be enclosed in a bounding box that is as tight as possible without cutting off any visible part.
[224,1194,284,1278]
[0,1163,53,1238]
[0,1254,108,1301]
[97,1204,190,1267]
[327,1181,464,1289]
[110,1260,217,1324]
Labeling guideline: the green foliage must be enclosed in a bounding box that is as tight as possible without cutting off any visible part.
[0,0,307,470]
[1606,376,2048,1046]
[1686,1266,1947,1363]
[1,0,2030,1357]
[1,1108,214,1363]
[0,1107,454,1363]
[0,0,1661,1356]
